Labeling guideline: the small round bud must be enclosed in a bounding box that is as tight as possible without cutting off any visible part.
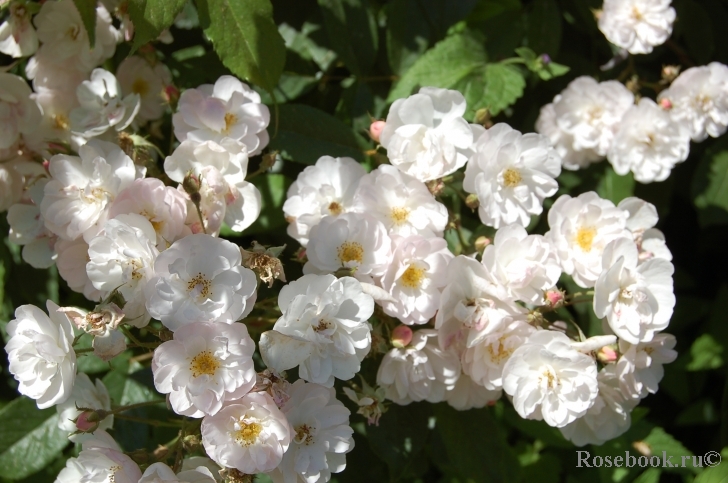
[540,53,551,65]
[465,193,479,210]
[544,288,564,307]
[369,120,386,143]
[474,108,492,128]
[75,411,98,432]
[474,236,491,252]
[661,65,681,83]
[182,171,201,196]
[163,84,180,106]
[391,325,413,349]
[597,345,619,363]
[659,97,673,110]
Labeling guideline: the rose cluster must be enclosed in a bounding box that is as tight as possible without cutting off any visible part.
[0,0,706,481]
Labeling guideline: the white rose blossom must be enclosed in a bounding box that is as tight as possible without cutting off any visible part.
[0,2,38,58]
[536,102,602,171]
[481,224,561,304]
[616,333,677,400]
[32,0,119,73]
[436,255,526,351]
[376,329,461,405]
[0,72,42,150]
[152,321,257,418]
[379,235,453,325]
[116,55,172,123]
[69,68,140,137]
[559,365,635,446]
[380,86,483,181]
[56,373,113,439]
[536,77,634,170]
[4,300,76,409]
[608,98,690,183]
[260,274,373,387]
[173,75,270,155]
[165,139,261,233]
[270,380,354,483]
[56,237,103,302]
[545,191,631,288]
[658,62,728,142]
[7,178,58,269]
[41,139,144,240]
[283,156,366,247]
[502,330,599,428]
[619,197,672,262]
[463,123,561,228]
[145,234,258,331]
[0,161,25,213]
[109,177,190,249]
[87,214,160,327]
[138,462,217,483]
[593,238,675,344]
[55,431,142,483]
[303,213,391,281]
[351,164,448,238]
[462,319,536,391]
[200,392,291,474]
[598,0,676,55]
[445,373,501,411]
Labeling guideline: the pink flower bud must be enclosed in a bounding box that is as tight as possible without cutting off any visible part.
[391,325,413,348]
[75,411,98,432]
[544,289,564,307]
[369,121,385,143]
[597,345,619,363]
[659,98,672,110]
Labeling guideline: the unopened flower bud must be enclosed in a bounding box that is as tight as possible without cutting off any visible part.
[661,65,681,83]
[474,236,491,252]
[128,449,149,465]
[632,440,652,457]
[294,247,307,264]
[75,411,99,432]
[659,97,673,110]
[369,120,385,143]
[465,193,479,210]
[540,53,551,65]
[163,84,180,106]
[544,288,564,307]
[391,325,413,348]
[597,345,619,363]
[425,178,445,197]
[182,171,201,197]
[474,108,493,128]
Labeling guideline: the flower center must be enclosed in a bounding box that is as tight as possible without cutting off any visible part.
[337,241,364,265]
[234,420,262,446]
[132,78,149,96]
[575,226,596,251]
[314,319,333,333]
[631,6,643,20]
[53,114,70,130]
[130,259,144,281]
[189,350,220,377]
[187,272,212,298]
[223,112,237,134]
[328,201,343,215]
[294,424,315,445]
[502,168,522,188]
[539,368,560,389]
[390,207,410,225]
[399,264,426,289]
[486,336,514,364]
[66,25,80,41]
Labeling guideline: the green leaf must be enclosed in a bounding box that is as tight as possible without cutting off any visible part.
[482,62,526,115]
[0,397,69,480]
[642,427,700,474]
[197,0,286,91]
[597,166,635,205]
[243,174,292,236]
[632,468,662,483]
[387,32,488,101]
[72,0,96,48]
[366,402,431,479]
[434,404,521,483]
[128,0,187,53]
[537,61,570,80]
[526,0,562,57]
[693,148,728,227]
[317,0,378,76]
[269,104,363,164]
[694,462,728,483]
[687,334,724,371]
